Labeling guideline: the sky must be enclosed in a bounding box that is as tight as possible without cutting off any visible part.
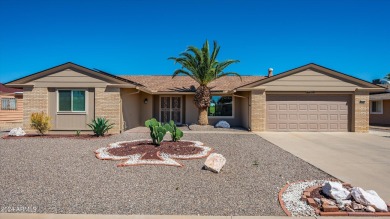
[0,0,389,83]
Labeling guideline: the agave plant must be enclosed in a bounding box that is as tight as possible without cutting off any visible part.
[169,40,240,125]
[88,117,114,137]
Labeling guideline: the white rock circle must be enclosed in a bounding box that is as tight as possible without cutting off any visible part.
[95,139,212,167]
[281,180,327,216]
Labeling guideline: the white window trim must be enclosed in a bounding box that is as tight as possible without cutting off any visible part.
[57,89,88,114]
[208,95,234,119]
[1,98,17,110]
[370,100,383,114]
[159,95,183,124]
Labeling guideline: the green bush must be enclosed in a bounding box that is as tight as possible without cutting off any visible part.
[30,112,51,135]
[145,118,166,146]
[88,117,114,137]
[164,120,183,142]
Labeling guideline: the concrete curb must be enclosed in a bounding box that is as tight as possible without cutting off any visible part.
[1,213,390,219]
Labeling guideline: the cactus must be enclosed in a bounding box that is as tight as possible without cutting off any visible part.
[145,118,167,146]
[164,120,184,142]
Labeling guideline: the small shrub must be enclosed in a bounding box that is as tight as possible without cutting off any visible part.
[76,130,81,136]
[30,112,51,135]
[164,120,183,142]
[88,117,114,137]
[145,118,166,146]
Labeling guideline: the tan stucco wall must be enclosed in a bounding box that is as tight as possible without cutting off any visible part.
[140,92,153,124]
[22,87,48,132]
[121,88,140,130]
[95,87,121,133]
[183,94,247,127]
[258,69,357,92]
[249,90,266,131]
[185,94,198,124]
[120,90,153,130]
[47,88,95,131]
[369,99,390,125]
[351,90,370,133]
[33,68,110,88]
[238,91,250,129]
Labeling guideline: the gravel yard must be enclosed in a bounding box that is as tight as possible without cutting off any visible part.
[0,132,332,215]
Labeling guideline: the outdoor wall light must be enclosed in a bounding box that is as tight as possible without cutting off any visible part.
[144,98,148,104]
[359,100,366,104]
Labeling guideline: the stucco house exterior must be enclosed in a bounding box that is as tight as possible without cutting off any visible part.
[0,83,23,130]
[5,62,383,133]
[369,84,390,126]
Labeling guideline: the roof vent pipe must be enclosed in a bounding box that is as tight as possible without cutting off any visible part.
[268,68,273,77]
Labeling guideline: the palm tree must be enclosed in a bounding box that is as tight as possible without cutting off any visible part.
[386,73,390,81]
[169,40,240,125]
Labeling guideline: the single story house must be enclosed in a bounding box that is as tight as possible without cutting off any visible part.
[369,84,390,126]
[5,62,383,133]
[0,83,23,130]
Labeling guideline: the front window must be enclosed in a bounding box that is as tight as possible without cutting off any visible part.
[370,100,383,114]
[208,96,233,117]
[1,98,17,110]
[58,90,86,112]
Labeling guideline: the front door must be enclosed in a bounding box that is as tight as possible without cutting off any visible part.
[160,96,182,124]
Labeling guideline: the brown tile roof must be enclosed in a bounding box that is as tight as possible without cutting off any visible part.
[119,75,265,92]
[0,83,22,93]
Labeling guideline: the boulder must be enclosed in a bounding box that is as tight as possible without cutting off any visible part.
[204,153,226,173]
[352,202,365,210]
[215,121,230,129]
[351,187,388,212]
[345,206,355,212]
[336,199,352,209]
[8,127,26,136]
[321,198,336,206]
[322,181,350,200]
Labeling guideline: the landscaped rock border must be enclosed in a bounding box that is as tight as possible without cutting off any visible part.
[95,139,213,167]
[279,180,390,217]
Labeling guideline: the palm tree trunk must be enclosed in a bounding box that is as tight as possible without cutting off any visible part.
[198,108,209,125]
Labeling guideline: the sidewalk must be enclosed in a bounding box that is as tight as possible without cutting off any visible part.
[1,213,389,219]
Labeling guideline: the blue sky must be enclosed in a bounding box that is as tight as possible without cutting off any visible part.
[0,0,389,83]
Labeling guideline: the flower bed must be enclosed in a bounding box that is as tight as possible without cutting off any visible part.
[279,180,390,217]
[2,134,112,139]
[95,139,212,167]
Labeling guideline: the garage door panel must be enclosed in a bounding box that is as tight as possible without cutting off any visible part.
[289,124,298,130]
[268,104,277,110]
[279,114,288,120]
[289,114,298,120]
[309,114,318,120]
[266,95,350,132]
[289,104,298,110]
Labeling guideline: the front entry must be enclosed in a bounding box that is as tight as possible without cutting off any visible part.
[160,96,182,124]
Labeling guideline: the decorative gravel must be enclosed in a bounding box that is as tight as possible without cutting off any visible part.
[281,180,326,216]
[0,132,331,215]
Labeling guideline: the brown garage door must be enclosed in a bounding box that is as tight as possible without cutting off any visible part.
[266,95,350,132]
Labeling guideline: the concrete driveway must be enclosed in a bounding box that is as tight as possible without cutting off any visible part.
[256,130,390,202]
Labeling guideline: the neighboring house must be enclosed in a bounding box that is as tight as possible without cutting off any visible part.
[0,83,23,130]
[4,62,383,133]
[369,84,390,126]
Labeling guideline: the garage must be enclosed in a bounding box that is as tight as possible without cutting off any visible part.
[266,94,350,132]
